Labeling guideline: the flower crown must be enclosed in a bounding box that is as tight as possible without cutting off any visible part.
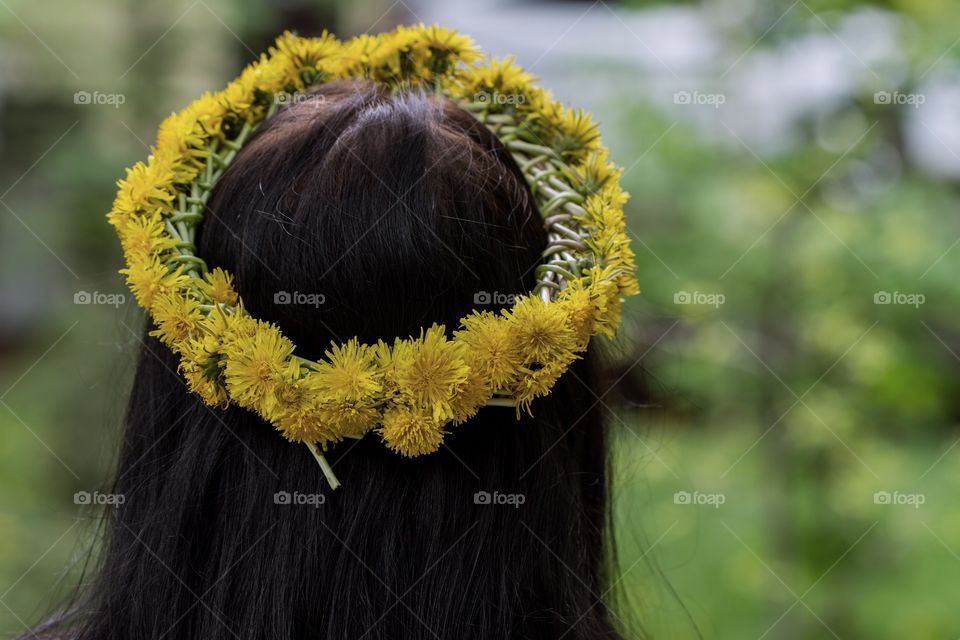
[108,25,639,488]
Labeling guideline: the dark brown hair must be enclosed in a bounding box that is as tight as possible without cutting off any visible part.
[33,80,622,640]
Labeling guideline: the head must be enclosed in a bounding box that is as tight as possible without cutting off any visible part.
[43,80,621,639]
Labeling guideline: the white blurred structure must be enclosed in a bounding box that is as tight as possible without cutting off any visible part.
[408,0,960,176]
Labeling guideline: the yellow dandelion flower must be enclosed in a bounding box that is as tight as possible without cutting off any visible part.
[179,352,229,408]
[415,24,479,60]
[466,56,536,94]
[197,267,238,306]
[317,403,379,438]
[586,267,624,338]
[393,325,470,422]
[252,51,299,94]
[413,24,480,74]
[339,34,378,70]
[614,253,640,297]
[577,149,621,194]
[510,356,575,415]
[311,339,382,436]
[314,338,381,399]
[116,213,178,263]
[120,257,190,310]
[217,309,259,352]
[379,405,445,457]
[149,291,204,350]
[594,291,622,338]
[578,191,620,230]
[531,94,565,131]
[341,32,412,81]
[600,181,630,208]
[449,366,494,425]
[273,30,341,69]
[155,109,208,176]
[110,159,176,218]
[371,338,400,393]
[552,107,601,159]
[454,311,521,389]
[185,91,226,135]
[557,285,597,349]
[506,296,578,365]
[223,321,295,417]
[273,368,343,445]
[276,401,343,446]
[218,74,256,116]
[191,307,249,359]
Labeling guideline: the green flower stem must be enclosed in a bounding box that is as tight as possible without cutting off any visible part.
[169,255,208,270]
[504,135,593,300]
[552,238,587,250]
[292,354,322,369]
[484,113,516,125]
[507,139,559,158]
[165,220,185,244]
[168,213,203,224]
[540,191,584,217]
[306,442,341,490]
[542,244,570,258]
[520,154,549,174]
[485,397,517,408]
[534,278,561,291]
[536,263,578,282]
[551,222,584,242]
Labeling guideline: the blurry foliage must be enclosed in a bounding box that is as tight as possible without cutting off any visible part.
[605,0,960,637]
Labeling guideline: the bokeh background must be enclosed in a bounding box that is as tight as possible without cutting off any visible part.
[1,0,958,637]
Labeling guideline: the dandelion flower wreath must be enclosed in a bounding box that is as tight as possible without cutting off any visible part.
[108,25,639,488]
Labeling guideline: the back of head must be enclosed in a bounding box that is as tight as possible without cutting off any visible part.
[61,80,618,640]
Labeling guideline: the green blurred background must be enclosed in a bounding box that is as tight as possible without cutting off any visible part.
[1,0,958,637]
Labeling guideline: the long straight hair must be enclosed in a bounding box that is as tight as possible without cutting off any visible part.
[35,80,623,640]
